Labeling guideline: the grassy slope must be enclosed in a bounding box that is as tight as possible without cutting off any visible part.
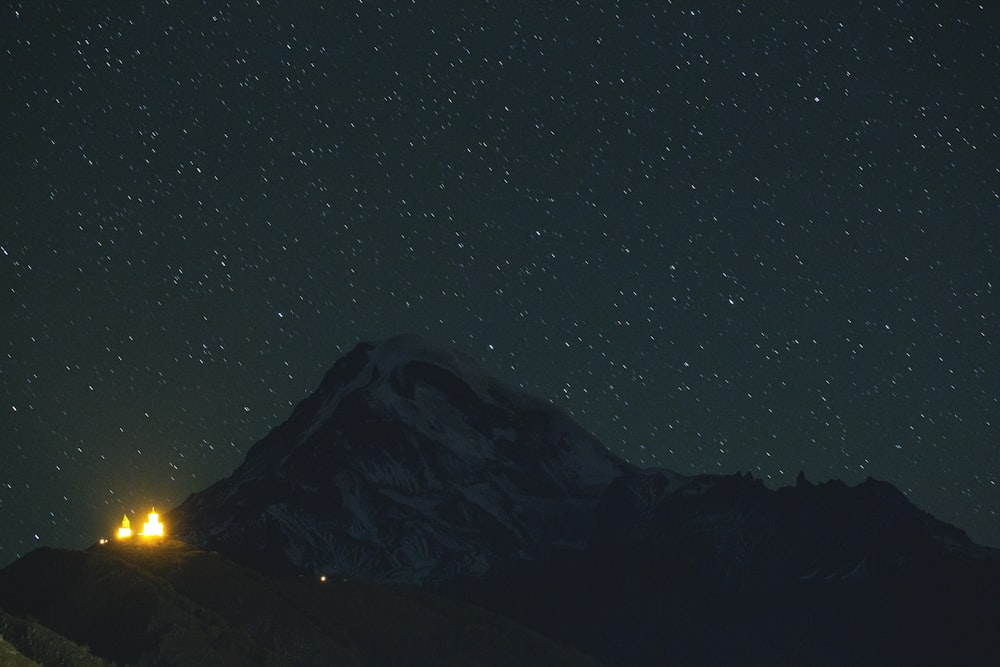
[0,540,601,667]
[0,636,38,667]
[0,607,114,667]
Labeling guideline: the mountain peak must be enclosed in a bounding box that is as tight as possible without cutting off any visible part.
[315,334,489,393]
[306,333,530,420]
[357,333,486,375]
[143,336,1000,665]
[172,335,629,580]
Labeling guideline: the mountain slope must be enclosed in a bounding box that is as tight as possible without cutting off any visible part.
[0,543,282,667]
[167,334,1000,666]
[0,606,114,667]
[464,468,1000,665]
[0,539,600,667]
[171,334,629,581]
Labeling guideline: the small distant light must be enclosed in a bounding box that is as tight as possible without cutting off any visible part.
[319,575,327,582]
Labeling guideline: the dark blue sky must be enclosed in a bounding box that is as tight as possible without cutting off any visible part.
[2,1,997,564]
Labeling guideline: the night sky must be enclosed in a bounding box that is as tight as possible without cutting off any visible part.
[2,1,997,565]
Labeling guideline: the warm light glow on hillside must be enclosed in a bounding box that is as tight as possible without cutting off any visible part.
[116,514,133,539]
[114,509,165,540]
[142,508,164,537]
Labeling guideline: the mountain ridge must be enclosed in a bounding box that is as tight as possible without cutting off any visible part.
[162,334,1000,664]
[3,334,998,666]
[170,334,631,581]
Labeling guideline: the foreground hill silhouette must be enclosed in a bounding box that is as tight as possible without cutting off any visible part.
[0,539,597,666]
[2,335,999,665]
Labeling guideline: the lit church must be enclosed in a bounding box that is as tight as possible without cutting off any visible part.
[116,508,164,539]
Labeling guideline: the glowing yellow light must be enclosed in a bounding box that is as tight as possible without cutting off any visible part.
[320,575,327,582]
[141,508,164,537]
[117,514,133,539]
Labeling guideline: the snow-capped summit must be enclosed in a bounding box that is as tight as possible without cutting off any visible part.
[171,334,631,581]
[165,335,1000,665]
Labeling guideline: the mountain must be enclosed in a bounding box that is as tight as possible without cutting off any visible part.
[3,334,998,666]
[163,334,1000,665]
[467,468,1000,665]
[170,333,630,581]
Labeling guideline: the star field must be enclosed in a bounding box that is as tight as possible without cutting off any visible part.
[2,1,998,564]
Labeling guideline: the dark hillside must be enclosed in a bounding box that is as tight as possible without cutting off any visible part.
[0,607,114,667]
[0,539,600,667]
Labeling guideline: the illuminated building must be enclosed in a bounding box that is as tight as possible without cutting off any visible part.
[142,508,164,537]
[114,509,165,540]
[117,515,132,539]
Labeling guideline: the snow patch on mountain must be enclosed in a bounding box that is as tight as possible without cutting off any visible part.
[170,334,633,581]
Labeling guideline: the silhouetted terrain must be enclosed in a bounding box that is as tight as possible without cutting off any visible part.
[0,539,599,667]
[3,336,998,665]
